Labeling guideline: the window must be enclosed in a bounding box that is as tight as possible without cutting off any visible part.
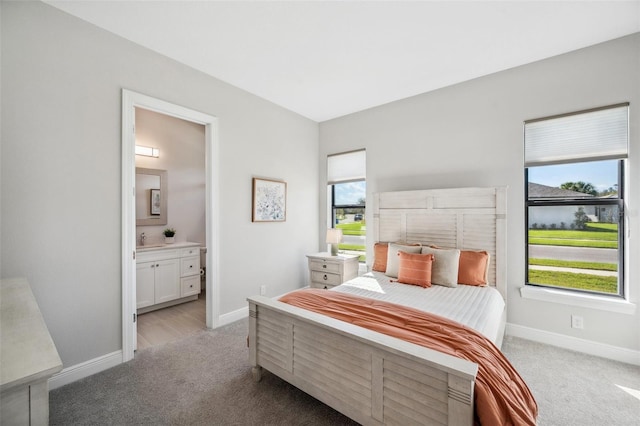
[524,104,628,297]
[327,150,366,261]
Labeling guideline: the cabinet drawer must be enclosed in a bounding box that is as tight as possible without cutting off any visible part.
[181,256,200,277]
[309,260,341,274]
[137,249,179,263]
[181,275,201,297]
[311,271,341,286]
[180,247,200,258]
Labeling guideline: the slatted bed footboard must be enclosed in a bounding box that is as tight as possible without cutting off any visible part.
[248,296,478,426]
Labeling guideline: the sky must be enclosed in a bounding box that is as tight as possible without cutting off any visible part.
[334,181,366,205]
[528,159,618,192]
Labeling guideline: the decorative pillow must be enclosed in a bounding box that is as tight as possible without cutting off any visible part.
[372,242,389,272]
[458,250,490,286]
[397,252,434,288]
[385,243,422,278]
[420,246,461,287]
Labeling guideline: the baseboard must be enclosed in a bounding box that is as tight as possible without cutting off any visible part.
[48,350,123,390]
[506,323,640,366]
[219,306,248,326]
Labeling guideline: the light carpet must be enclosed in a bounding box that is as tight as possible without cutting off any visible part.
[50,318,640,425]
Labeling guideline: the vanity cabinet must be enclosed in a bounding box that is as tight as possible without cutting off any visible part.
[136,258,180,308]
[179,247,201,298]
[136,243,201,312]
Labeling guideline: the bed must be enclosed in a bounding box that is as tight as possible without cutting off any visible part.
[248,187,532,425]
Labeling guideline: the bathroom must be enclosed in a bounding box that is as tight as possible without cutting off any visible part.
[134,107,207,349]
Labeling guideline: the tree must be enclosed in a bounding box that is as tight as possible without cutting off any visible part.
[560,181,597,196]
[599,184,618,197]
[574,207,591,230]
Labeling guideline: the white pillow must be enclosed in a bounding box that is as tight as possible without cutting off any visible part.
[421,246,461,287]
[385,243,422,278]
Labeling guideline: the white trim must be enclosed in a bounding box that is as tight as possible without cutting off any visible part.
[520,285,636,315]
[219,306,248,326]
[48,351,123,390]
[506,323,640,366]
[122,89,220,362]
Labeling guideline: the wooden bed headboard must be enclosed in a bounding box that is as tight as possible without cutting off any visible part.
[371,186,507,300]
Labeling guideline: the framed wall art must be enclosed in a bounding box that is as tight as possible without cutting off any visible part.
[150,188,161,215]
[252,177,286,222]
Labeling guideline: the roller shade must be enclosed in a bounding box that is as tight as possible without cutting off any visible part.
[525,104,628,167]
[327,149,366,184]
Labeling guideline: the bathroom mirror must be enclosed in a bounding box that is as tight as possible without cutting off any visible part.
[136,168,168,226]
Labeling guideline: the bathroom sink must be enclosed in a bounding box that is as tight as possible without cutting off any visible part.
[136,243,165,249]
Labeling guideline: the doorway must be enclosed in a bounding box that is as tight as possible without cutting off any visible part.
[121,89,220,362]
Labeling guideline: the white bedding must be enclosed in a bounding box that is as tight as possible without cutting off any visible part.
[330,271,506,343]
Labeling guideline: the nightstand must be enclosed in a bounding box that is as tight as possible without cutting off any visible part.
[306,252,359,289]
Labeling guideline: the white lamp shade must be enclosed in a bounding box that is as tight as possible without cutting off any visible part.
[326,228,343,244]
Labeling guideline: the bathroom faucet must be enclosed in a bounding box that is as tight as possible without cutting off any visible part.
[140,232,146,246]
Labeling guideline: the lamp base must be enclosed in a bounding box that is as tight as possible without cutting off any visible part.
[330,244,339,256]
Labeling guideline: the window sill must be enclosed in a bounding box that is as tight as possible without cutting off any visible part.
[520,285,636,315]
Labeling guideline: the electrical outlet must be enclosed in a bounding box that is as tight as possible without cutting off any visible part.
[571,315,584,329]
[260,285,267,296]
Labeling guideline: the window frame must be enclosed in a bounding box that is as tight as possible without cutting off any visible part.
[330,181,366,226]
[525,160,625,298]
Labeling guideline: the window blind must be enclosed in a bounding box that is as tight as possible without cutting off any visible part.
[524,103,629,167]
[327,149,366,184]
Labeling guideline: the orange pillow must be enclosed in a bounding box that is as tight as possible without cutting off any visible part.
[397,252,434,288]
[458,250,490,286]
[372,242,389,272]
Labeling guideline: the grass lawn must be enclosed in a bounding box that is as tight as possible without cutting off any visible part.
[336,222,366,236]
[529,223,618,249]
[528,270,617,294]
[529,258,617,271]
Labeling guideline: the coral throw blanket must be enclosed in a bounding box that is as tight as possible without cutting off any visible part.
[279,288,537,426]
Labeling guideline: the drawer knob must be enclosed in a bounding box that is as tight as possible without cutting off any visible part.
[322,264,327,269]
[323,274,328,280]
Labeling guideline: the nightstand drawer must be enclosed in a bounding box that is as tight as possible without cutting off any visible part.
[311,271,341,286]
[309,260,341,274]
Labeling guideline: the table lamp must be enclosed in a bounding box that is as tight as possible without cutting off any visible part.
[326,228,343,256]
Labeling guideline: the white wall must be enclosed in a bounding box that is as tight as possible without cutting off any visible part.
[135,108,206,246]
[319,33,640,353]
[1,2,319,368]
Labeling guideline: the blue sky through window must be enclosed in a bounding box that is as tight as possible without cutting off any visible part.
[528,160,618,192]
[334,181,366,205]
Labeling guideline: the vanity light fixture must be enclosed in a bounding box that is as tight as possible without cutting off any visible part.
[326,228,343,256]
[135,145,160,158]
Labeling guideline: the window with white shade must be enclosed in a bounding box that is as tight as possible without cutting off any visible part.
[525,103,628,297]
[328,149,366,261]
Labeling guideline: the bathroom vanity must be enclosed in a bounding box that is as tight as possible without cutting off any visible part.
[136,242,201,313]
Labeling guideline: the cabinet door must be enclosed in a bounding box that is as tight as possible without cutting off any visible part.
[136,261,156,309]
[154,258,181,304]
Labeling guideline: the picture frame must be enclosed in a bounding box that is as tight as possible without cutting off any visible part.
[150,189,161,215]
[252,177,286,222]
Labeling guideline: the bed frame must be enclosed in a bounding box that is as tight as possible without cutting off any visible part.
[248,186,507,425]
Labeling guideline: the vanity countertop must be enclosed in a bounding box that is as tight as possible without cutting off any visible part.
[136,241,201,252]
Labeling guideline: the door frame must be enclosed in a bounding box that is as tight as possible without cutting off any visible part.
[121,89,220,362]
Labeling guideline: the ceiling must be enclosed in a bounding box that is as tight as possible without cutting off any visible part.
[46,1,640,122]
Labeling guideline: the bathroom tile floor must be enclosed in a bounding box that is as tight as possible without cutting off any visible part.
[136,291,206,351]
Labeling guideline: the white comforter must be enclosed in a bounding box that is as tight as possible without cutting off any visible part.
[331,271,505,342]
